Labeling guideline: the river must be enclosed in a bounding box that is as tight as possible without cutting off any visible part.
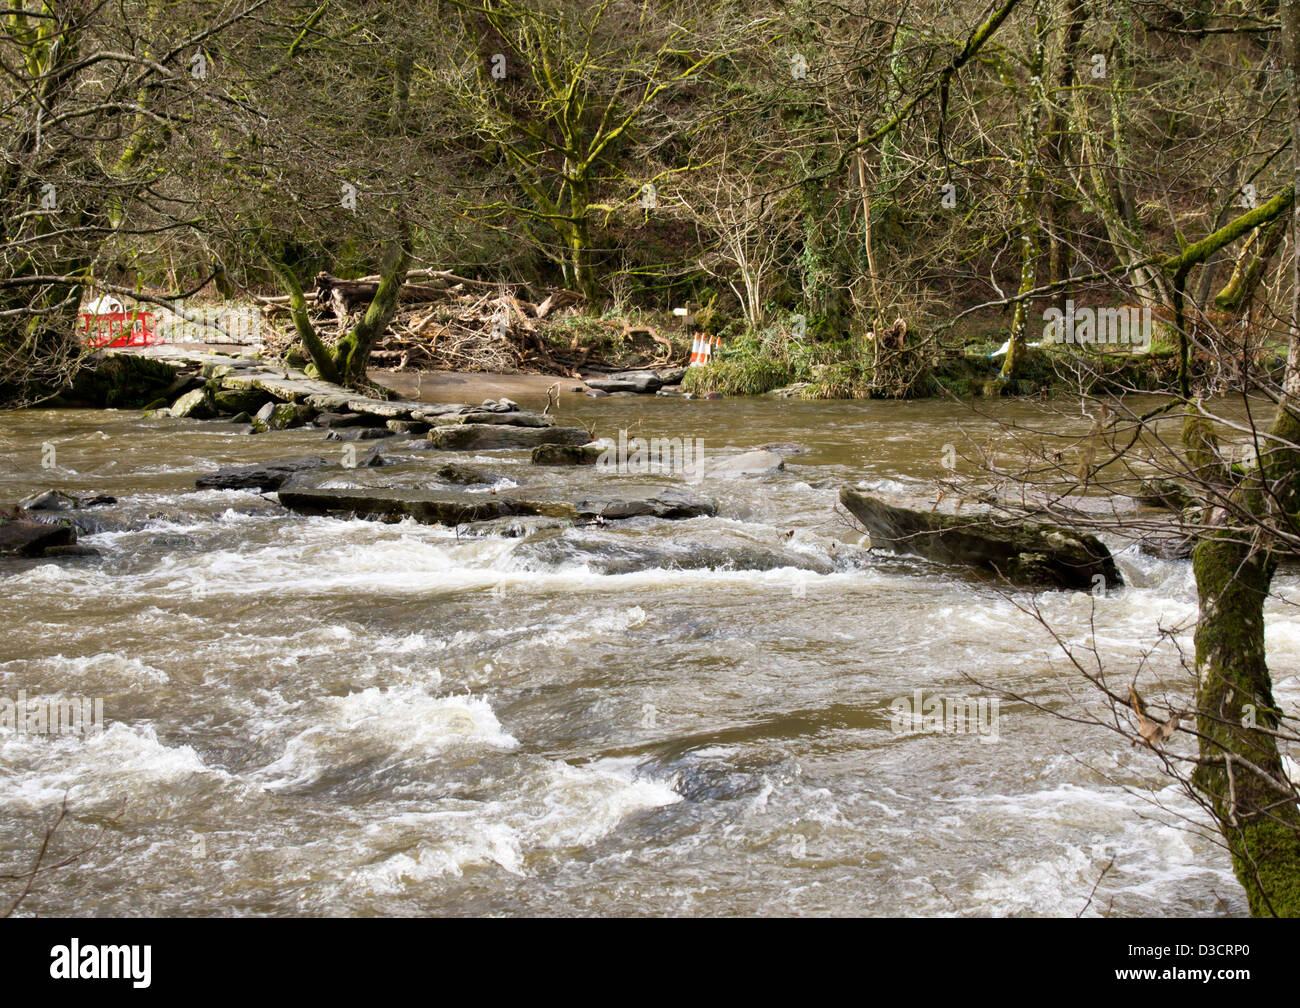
[3,389,1292,916]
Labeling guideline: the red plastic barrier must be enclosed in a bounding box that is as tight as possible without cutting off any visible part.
[80,311,157,349]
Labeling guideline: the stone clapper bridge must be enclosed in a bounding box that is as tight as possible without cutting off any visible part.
[8,346,1128,591]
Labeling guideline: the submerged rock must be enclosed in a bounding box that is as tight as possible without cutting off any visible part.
[42,543,101,558]
[706,450,785,477]
[840,486,1121,591]
[760,442,807,456]
[457,515,570,538]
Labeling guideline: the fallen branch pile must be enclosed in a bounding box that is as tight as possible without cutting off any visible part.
[258,269,683,376]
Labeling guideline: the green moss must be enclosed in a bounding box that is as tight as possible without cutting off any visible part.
[1191,529,1300,917]
[69,354,181,408]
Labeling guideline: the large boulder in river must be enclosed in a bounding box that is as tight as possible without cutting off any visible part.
[213,387,272,415]
[0,516,76,556]
[840,486,1121,591]
[427,423,591,451]
[250,401,315,433]
[171,387,217,419]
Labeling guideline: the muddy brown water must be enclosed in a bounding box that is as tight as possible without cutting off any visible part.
[1,385,1292,916]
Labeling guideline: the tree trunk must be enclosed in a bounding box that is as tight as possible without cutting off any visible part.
[267,254,339,384]
[333,214,412,386]
[1192,526,1300,917]
[1182,0,1300,916]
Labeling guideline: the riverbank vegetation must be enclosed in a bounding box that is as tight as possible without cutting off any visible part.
[2,0,1293,403]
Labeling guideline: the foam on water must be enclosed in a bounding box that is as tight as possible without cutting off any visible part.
[341,757,681,895]
[4,403,1296,915]
[0,722,248,814]
[255,688,518,789]
[1,651,170,687]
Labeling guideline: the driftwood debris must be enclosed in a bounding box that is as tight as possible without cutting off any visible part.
[260,270,683,377]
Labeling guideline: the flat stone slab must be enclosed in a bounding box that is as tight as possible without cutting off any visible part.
[570,486,716,521]
[437,410,554,428]
[276,483,716,526]
[277,486,550,525]
[196,452,385,492]
[113,350,425,422]
[427,424,591,451]
[840,486,1121,591]
[324,427,394,442]
[343,397,425,420]
[411,404,473,421]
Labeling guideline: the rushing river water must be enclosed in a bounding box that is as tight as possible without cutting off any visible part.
[3,387,1295,916]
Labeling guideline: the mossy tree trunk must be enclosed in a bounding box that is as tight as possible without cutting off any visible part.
[1178,0,1300,916]
[333,215,412,387]
[1189,424,1300,917]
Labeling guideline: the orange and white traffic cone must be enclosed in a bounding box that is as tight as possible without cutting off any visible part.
[689,334,721,367]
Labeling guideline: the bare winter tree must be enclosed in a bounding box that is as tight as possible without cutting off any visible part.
[0,0,280,405]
